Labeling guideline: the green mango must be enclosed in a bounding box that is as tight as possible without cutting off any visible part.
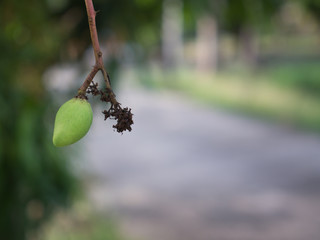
[53,98,93,147]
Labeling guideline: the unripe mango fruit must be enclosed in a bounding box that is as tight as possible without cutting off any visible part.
[53,98,93,147]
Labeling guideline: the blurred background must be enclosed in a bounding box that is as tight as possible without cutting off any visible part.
[1,0,320,239]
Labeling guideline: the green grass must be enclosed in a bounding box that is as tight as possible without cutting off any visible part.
[263,62,320,96]
[137,65,320,131]
[41,201,126,240]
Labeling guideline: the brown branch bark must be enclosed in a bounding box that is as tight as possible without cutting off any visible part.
[77,65,99,96]
[77,0,116,101]
[85,0,102,65]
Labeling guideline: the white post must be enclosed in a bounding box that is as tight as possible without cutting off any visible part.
[162,0,184,68]
[196,15,218,73]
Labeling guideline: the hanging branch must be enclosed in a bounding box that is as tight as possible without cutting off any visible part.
[77,0,133,133]
[77,0,114,100]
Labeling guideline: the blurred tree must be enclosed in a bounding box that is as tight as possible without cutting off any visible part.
[184,0,225,71]
[195,15,219,72]
[185,0,284,67]
[220,0,284,66]
[162,0,184,68]
[300,0,320,22]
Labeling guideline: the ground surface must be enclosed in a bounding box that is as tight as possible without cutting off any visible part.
[81,78,320,240]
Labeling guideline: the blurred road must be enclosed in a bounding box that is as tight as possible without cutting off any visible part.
[81,76,320,240]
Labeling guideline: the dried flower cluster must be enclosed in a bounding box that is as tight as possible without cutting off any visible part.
[87,81,134,133]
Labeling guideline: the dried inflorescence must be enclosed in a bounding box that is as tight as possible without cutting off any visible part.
[86,81,133,133]
[103,105,133,133]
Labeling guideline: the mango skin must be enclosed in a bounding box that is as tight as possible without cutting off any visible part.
[53,98,93,147]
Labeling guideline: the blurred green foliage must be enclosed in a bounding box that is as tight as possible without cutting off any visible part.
[184,0,284,33]
[301,0,320,21]
[264,63,320,96]
[0,1,77,239]
[43,202,125,240]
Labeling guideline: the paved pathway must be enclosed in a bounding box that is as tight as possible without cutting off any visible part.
[81,78,320,240]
